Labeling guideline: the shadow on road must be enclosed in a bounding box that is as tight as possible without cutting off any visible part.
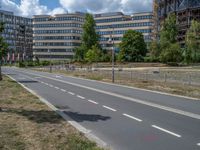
[18,80,38,84]
[63,111,111,122]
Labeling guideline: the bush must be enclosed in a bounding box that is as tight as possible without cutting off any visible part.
[144,56,160,62]
[19,62,26,68]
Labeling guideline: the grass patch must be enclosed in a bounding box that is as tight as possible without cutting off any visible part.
[0,76,103,150]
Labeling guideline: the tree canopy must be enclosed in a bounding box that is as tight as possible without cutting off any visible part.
[159,13,182,63]
[118,30,147,62]
[185,20,200,63]
[74,13,100,61]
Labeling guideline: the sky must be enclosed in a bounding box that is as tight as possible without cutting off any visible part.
[0,0,153,17]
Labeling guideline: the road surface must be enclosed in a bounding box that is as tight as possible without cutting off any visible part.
[2,67,200,150]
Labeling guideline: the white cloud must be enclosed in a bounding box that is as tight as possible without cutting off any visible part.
[59,0,153,14]
[0,0,152,17]
[0,0,67,17]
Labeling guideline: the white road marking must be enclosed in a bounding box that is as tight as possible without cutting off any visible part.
[41,81,44,84]
[68,92,75,95]
[49,84,53,87]
[34,77,41,79]
[197,143,200,146]
[152,125,181,138]
[16,69,200,120]
[103,105,117,112]
[123,113,142,122]
[77,95,85,99]
[56,75,62,78]
[61,89,66,92]
[45,83,49,85]
[54,87,59,90]
[88,100,98,104]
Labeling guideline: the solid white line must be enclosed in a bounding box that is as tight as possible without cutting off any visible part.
[197,143,200,146]
[77,95,85,99]
[61,89,66,92]
[103,105,117,112]
[14,69,200,120]
[68,92,75,95]
[123,113,142,122]
[152,125,181,138]
[54,87,59,90]
[88,100,98,104]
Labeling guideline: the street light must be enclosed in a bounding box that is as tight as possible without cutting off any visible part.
[108,26,115,83]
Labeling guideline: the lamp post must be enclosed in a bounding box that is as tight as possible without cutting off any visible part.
[108,26,115,83]
[48,47,52,73]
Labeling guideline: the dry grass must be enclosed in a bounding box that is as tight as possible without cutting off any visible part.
[0,76,103,150]
[34,68,200,99]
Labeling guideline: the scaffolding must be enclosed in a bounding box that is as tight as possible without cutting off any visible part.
[154,0,200,45]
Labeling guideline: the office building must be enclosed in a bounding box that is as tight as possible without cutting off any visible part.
[33,12,85,60]
[0,10,33,60]
[94,12,153,50]
[153,0,200,46]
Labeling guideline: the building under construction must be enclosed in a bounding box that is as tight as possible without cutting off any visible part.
[153,0,200,46]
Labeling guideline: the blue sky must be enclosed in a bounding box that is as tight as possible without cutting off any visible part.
[0,0,153,17]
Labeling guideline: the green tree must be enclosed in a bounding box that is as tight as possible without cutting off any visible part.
[85,44,101,63]
[75,13,100,61]
[185,20,200,63]
[160,43,182,63]
[159,13,182,63]
[149,40,161,60]
[0,22,8,81]
[118,30,147,62]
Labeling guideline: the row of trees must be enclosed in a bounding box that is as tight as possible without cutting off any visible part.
[74,13,147,63]
[150,14,200,64]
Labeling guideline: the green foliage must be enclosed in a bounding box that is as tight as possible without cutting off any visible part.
[185,20,200,63]
[159,13,182,63]
[160,43,183,63]
[85,44,101,63]
[75,13,100,61]
[149,41,161,58]
[118,30,147,62]
[160,13,178,49]
[0,22,8,61]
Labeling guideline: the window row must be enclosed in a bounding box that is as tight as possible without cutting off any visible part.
[97,29,152,35]
[33,23,83,28]
[95,17,129,23]
[99,37,122,41]
[34,36,81,40]
[34,49,74,52]
[34,17,84,22]
[33,29,83,34]
[34,42,81,47]
[35,55,73,59]
[96,22,153,29]
[132,15,153,20]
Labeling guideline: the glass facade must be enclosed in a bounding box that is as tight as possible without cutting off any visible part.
[95,12,153,50]
[0,10,33,59]
[33,12,84,60]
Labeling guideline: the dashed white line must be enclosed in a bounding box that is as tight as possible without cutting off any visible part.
[61,89,66,92]
[68,92,75,95]
[88,100,98,104]
[54,87,59,90]
[41,81,44,84]
[103,105,117,112]
[77,95,85,99]
[45,83,49,86]
[152,125,181,138]
[123,113,142,122]
[49,84,53,87]
[197,143,200,146]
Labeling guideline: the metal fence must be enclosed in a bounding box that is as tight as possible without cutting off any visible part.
[36,66,200,86]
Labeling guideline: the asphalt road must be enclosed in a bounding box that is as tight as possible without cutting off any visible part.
[2,67,200,150]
